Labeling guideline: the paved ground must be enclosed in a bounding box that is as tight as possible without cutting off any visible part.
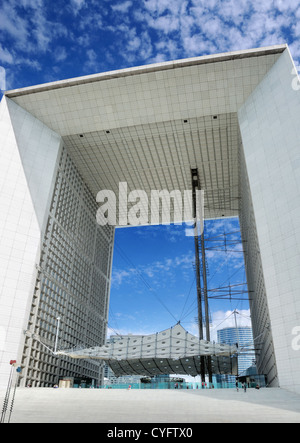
[1,387,300,423]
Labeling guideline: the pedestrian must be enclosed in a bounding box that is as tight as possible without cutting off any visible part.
[243,382,247,393]
[236,380,239,392]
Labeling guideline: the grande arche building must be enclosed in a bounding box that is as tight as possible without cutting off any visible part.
[0,44,300,393]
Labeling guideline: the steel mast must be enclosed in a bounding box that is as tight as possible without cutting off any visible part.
[191,168,212,384]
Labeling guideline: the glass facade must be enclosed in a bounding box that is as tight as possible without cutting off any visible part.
[20,147,114,387]
[217,326,255,385]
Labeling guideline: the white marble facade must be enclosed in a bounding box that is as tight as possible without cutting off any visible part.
[0,97,62,388]
[238,48,300,393]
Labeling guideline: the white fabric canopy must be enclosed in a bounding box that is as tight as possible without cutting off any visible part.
[57,324,238,376]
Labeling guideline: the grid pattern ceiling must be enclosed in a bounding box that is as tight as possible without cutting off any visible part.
[63,112,240,224]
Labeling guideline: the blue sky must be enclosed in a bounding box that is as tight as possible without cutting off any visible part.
[1,0,299,338]
[0,0,300,94]
[109,218,251,341]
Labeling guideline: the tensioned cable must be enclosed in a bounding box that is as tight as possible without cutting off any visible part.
[107,322,123,338]
[107,305,122,336]
[180,253,247,323]
[179,274,196,322]
[217,263,246,290]
[209,310,236,332]
[206,231,244,287]
[113,241,179,324]
[179,227,244,321]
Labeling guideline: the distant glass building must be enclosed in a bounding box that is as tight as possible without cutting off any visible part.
[217,327,255,384]
[104,363,142,386]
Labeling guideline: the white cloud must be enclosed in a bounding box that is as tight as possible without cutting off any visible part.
[112,250,195,290]
[0,2,29,47]
[70,0,86,14]
[127,34,142,52]
[148,13,180,34]
[111,1,132,13]
[112,268,133,286]
[18,0,43,8]
[129,0,298,63]
[83,48,102,73]
[273,0,300,12]
[153,39,181,61]
[182,34,217,57]
[148,52,167,63]
[0,66,6,90]
[77,34,90,47]
[289,40,300,64]
[216,0,252,26]
[0,0,71,61]
[53,46,67,63]
[143,0,183,15]
[0,45,14,64]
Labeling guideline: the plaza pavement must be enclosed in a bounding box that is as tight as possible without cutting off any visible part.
[1,387,300,423]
